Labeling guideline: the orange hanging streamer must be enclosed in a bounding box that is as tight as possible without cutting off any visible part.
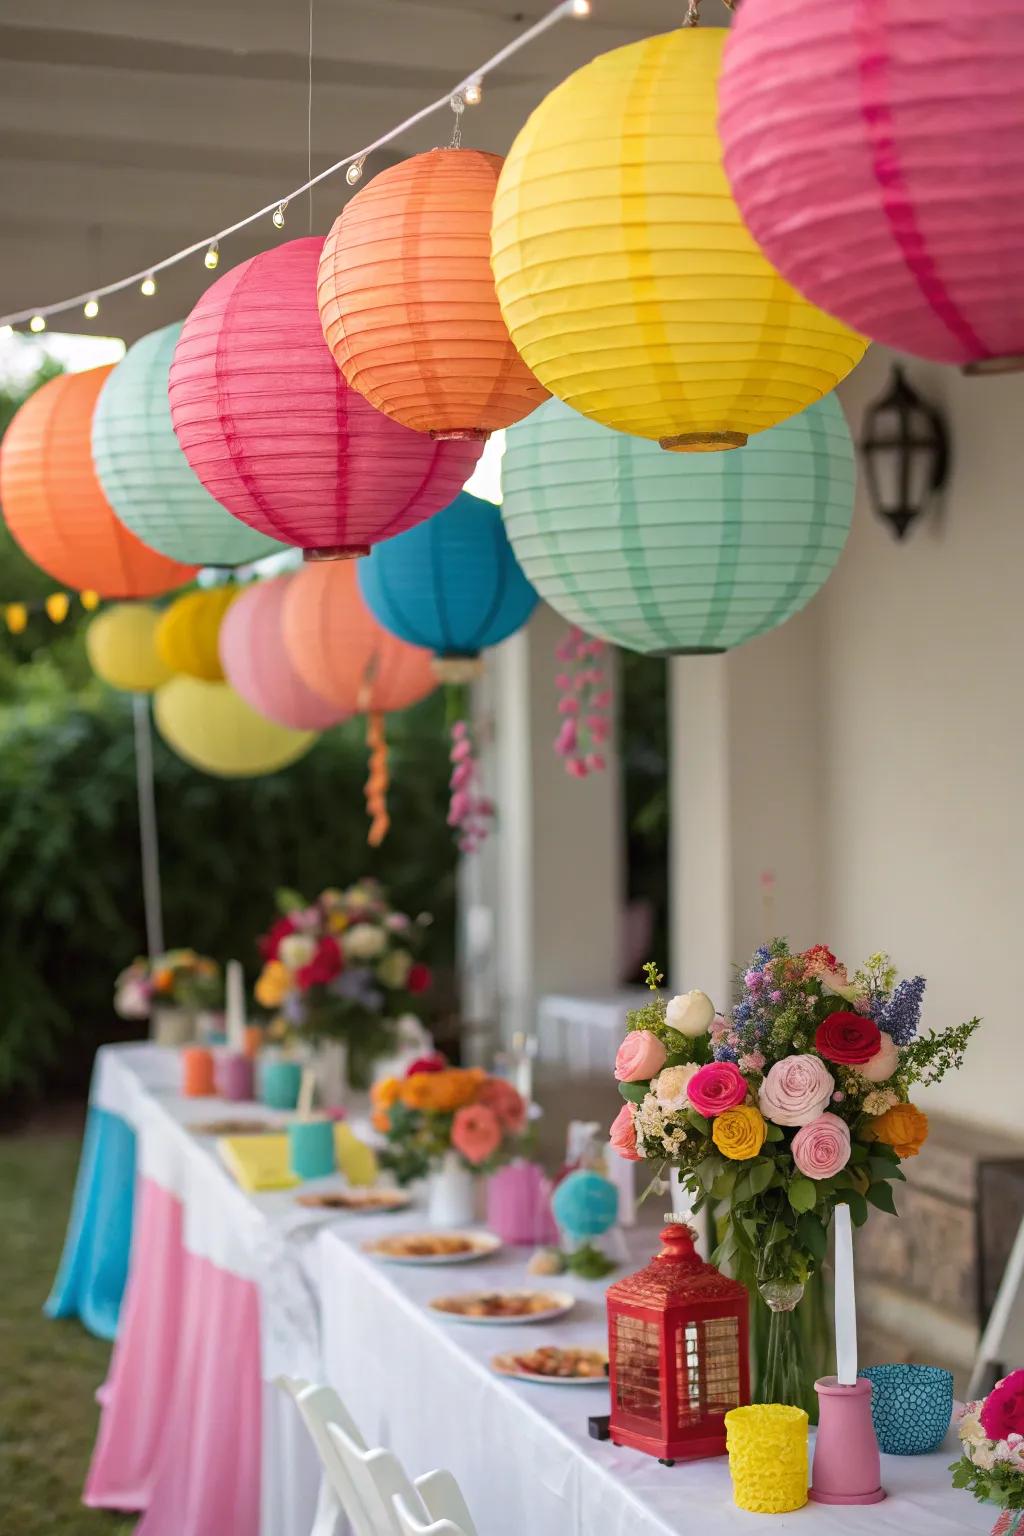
[365,711,390,847]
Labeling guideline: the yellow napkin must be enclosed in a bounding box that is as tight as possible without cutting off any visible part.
[217,1134,298,1192]
[335,1123,378,1187]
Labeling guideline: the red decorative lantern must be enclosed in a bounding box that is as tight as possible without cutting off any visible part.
[606,1220,749,1464]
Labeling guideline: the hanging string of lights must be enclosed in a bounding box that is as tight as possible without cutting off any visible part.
[0,0,590,334]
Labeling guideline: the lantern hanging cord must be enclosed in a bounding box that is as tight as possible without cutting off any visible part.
[365,711,390,848]
[0,0,589,328]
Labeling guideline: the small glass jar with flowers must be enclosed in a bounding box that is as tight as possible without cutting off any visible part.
[608,942,978,1411]
[254,880,433,1094]
[952,1373,1024,1535]
[373,1057,528,1227]
[115,949,223,1046]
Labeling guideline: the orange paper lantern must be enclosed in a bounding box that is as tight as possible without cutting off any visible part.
[0,369,197,598]
[317,149,548,440]
[282,561,437,715]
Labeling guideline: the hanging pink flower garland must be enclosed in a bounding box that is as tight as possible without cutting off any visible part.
[448,720,495,854]
[553,626,611,778]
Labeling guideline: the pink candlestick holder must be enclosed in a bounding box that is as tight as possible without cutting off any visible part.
[809,1377,886,1506]
[486,1161,559,1245]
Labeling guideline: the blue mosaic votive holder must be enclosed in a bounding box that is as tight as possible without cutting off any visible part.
[858,1364,953,1455]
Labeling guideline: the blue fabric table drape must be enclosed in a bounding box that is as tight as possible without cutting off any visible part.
[45,1103,136,1339]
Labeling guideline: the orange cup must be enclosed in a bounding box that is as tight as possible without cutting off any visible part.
[182,1046,215,1097]
[243,1025,263,1061]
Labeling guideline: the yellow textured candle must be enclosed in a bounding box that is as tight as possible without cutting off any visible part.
[725,1404,808,1514]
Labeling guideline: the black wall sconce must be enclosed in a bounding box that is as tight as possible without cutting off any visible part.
[859,365,951,540]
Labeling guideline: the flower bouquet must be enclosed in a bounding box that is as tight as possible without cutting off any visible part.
[373,1056,528,1224]
[609,942,978,1408]
[115,949,222,1045]
[254,880,433,1090]
[952,1373,1024,1534]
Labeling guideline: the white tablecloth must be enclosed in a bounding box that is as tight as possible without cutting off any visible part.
[99,1046,991,1536]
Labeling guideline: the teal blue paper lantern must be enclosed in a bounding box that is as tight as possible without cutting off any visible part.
[500,396,855,655]
[551,1169,619,1242]
[92,323,285,567]
[358,491,537,667]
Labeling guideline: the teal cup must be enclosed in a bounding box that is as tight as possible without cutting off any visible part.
[260,1060,302,1111]
[287,1118,336,1180]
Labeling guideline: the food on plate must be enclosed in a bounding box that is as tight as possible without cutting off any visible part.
[295,1190,408,1211]
[430,1290,562,1319]
[190,1118,277,1137]
[368,1232,478,1258]
[493,1346,608,1380]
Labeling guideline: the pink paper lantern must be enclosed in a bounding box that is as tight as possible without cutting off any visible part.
[219,575,347,731]
[719,0,1024,372]
[168,238,483,558]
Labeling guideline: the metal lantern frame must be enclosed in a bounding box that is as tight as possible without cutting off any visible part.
[859,366,951,541]
[606,1219,750,1464]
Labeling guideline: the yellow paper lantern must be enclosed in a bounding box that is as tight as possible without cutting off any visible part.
[155,587,237,681]
[490,27,867,451]
[153,676,316,778]
[86,603,175,693]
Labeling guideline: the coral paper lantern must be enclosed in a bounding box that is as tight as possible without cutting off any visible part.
[501,395,854,655]
[219,576,347,731]
[318,149,549,440]
[169,238,483,559]
[154,676,315,778]
[86,604,174,693]
[491,27,866,452]
[719,0,1024,372]
[156,586,237,681]
[0,369,197,597]
[358,491,537,678]
[282,560,436,715]
[92,323,285,566]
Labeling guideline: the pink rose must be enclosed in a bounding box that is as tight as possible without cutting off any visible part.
[759,1054,835,1126]
[791,1112,851,1180]
[614,1029,667,1083]
[981,1370,1024,1442]
[686,1061,748,1118]
[856,1033,900,1083]
[609,1104,641,1161]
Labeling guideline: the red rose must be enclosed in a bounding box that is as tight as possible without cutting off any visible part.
[259,915,296,961]
[405,1053,447,1077]
[295,936,343,990]
[802,944,838,971]
[980,1369,1024,1441]
[408,963,432,995]
[815,1011,881,1065]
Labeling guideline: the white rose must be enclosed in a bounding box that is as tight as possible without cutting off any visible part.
[958,1412,984,1447]
[342,922,387,961]
[665,990,715,1038]
[653,1063,700,1114]
[279,933,316,969]
[973,1443,996,1471]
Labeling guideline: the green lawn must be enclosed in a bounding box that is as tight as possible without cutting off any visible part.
[0,1124,134,1536]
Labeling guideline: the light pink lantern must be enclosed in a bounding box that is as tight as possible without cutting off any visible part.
[219,575,347,731]
[168,238,483,558]
[719,0,1024,372]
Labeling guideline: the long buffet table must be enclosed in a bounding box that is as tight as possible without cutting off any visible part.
[63,1045,990,1536]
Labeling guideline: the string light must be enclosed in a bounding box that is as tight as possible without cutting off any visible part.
[204,241,220,270]
[0,0,591,330]
[84,298,99,319]
[0,324,12,338]
[29,315,46,333]
[464,77,483,106]
[345,158,365,187]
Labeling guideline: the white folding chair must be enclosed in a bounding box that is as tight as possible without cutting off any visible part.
[275,1375,378,1536]
[392,1493,470,1536]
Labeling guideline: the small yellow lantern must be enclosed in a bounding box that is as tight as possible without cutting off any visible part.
[155,586,236,681]
[490,26,867,452]
[153,675,316,778]
[86,603,174,693]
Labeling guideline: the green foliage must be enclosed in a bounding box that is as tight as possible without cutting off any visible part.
[950,1453,1024,1509]
[0,689,457,1103]
[899,1019,980,1089]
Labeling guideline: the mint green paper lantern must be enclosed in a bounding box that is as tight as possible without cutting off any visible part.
[92,323,285,567]
[500,396,855,654]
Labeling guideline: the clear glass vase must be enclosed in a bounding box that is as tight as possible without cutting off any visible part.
[755,1281,810,1410]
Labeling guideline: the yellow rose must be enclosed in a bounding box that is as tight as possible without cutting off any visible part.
[864,1101,928,1158]
[712,1105,767,1161]
[254,961,290,1009]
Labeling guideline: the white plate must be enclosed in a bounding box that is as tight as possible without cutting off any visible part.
[428,1290,576,1325]
[362,1230,502,1265]
[492,1350,609,1385]
[296,1189,411,1214]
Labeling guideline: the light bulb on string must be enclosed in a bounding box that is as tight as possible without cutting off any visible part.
[84,298,99,319]
[141,275,157,297]
[204,242,220,271]
[29,315,46,333]
[0,325,12,338]
[464,77,483,106]
[570,0,590,13]
[345,157,365,187]
[272,202,287,229]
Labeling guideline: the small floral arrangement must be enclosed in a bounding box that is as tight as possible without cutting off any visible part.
[553,625,611,778]
[373,1054,528,1185]
[952,1373,1024,1532]
[609,942,978,1325]
[114,949,221,1018]
[254,880,432,1088]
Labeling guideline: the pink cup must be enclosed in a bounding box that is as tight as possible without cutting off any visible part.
[215,1051,254,1102]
